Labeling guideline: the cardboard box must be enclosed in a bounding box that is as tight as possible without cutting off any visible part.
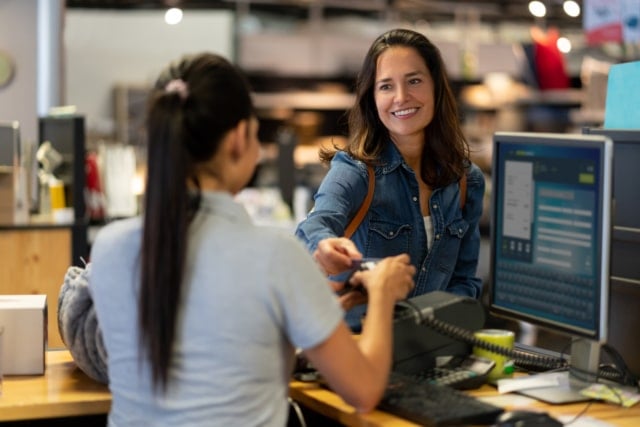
[0,295,47,375]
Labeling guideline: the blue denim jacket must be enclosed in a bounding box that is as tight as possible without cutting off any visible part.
[295,142,485,330]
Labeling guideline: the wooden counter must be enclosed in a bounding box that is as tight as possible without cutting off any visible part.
[0,350,110,421]
[3,350,639,426]
[0,220,76,349]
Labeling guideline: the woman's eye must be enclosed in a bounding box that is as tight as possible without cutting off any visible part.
[409,78,422,85]
[378,84,391,91]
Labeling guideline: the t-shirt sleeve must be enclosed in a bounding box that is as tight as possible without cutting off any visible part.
[269,233,344,351]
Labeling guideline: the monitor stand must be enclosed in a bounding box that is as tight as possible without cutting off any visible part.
[516,339,601,405]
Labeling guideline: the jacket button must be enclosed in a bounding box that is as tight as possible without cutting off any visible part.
[433,204,438,209]
[435,234,441,240]
[412,196,418,202]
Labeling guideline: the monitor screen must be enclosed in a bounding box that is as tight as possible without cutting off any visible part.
[489,132,613,344]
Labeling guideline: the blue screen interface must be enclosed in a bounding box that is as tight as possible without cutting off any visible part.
[493,142,604,336]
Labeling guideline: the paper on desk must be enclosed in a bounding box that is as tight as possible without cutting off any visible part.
[478,393,538,407]
[580,383,640,408]
[496,372,565,394]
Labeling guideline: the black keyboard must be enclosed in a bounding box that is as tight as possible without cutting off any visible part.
[379,372,504,426]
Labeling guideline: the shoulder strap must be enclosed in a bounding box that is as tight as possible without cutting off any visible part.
[459,172,467,210]
[344,165,375,239]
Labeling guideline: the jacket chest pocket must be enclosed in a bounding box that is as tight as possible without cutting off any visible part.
[436,219,470,271]
[366,221,412,257]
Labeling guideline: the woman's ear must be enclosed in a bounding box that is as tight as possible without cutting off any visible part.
[229,119,248,162]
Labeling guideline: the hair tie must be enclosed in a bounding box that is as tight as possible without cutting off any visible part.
[165,79,189,100]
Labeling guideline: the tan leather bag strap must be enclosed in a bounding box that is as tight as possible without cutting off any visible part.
[459,172,467,210]
[344,165,375,239]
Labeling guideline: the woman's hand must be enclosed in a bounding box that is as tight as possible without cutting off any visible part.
[351,254,415,303]
[313,237,362,276]
[326,252,414,310]
[336,284,368,310]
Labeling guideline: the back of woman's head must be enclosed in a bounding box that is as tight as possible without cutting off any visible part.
[149,52,254,173]
[141,52,254,393]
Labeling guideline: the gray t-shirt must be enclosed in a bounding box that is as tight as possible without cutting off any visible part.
[90,191,343,427]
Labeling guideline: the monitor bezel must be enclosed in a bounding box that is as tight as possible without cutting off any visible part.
[489,131,613,343]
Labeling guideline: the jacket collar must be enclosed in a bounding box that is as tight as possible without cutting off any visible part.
[380,140,409,175]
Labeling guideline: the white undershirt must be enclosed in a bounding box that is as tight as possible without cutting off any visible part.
[424,216,434,251]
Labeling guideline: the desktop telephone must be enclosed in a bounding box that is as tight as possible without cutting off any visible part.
[390,291,570,384]
[293,291,569,390]
[394,292,640,390]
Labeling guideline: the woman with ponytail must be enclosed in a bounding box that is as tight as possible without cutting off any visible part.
[88,52,415,426]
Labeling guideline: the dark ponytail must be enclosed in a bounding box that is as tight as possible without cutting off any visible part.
[140,53,253,392]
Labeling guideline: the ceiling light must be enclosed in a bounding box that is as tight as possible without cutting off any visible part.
[557,36,572,53]
[563,0,581,17]
[165,7,183,25]
[529,1,547,18]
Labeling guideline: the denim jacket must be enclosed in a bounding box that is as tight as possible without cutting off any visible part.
[295,142,485,329]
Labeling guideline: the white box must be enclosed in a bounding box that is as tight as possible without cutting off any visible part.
[0,295,47,375]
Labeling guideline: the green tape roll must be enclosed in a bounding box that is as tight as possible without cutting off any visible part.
[472,329,515,383]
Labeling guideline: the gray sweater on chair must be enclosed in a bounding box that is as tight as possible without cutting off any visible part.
[57,263,109,384]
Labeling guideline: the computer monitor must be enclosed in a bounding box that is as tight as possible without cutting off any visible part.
[489,131,613,403]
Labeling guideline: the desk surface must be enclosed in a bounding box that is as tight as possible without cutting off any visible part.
[0,350,110,421]
[4,351,639,426]
[290,378,640,427]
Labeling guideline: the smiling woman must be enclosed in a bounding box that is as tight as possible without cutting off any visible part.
[295,28,486,332]
[373,46,435,151]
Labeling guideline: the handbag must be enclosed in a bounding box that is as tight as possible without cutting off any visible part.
[343,166,467,239]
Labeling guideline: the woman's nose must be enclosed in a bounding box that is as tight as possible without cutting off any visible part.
[394,84,409,103]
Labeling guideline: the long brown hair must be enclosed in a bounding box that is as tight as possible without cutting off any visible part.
[140,53,253,392]
[321,28,469,187]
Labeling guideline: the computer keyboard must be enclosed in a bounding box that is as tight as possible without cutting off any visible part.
[378,371,504,427]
